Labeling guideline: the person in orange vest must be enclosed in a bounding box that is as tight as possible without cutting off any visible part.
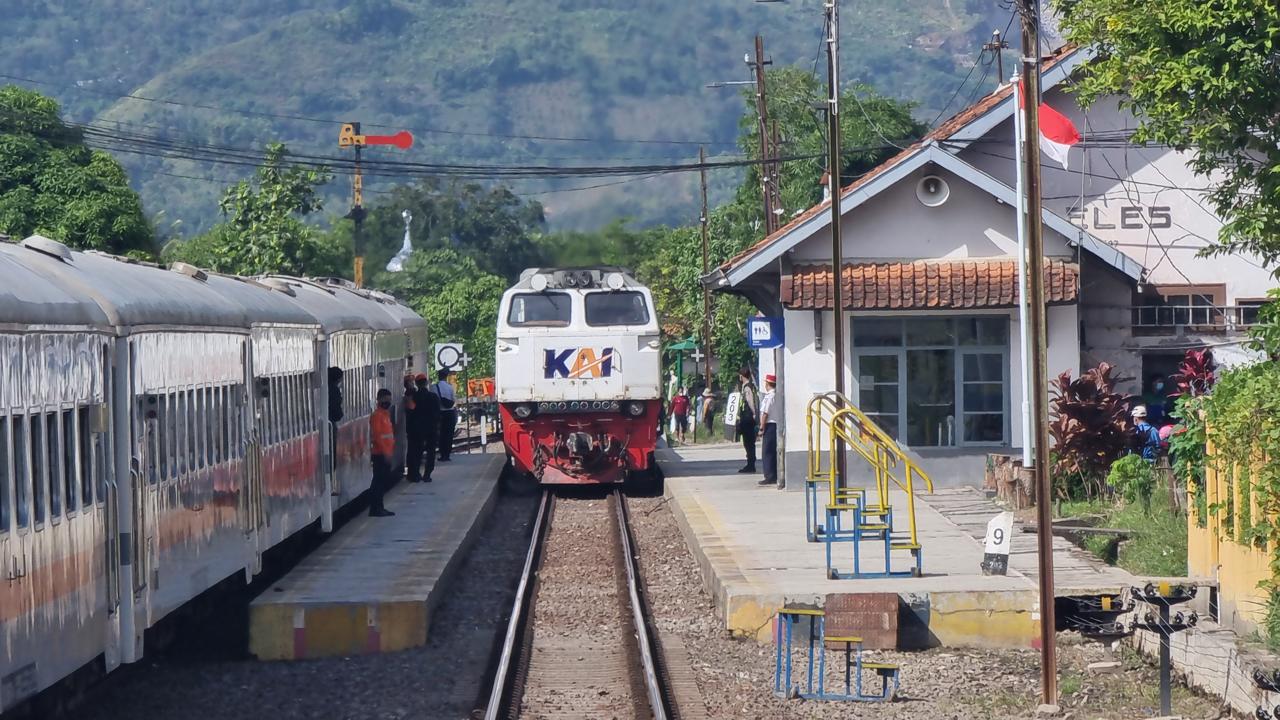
[369,388,397,517]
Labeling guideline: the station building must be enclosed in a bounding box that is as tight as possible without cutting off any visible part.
[705,44,1274,487]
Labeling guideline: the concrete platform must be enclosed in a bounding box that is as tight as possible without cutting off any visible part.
[659,445,1142,649]
[250,454,503,660]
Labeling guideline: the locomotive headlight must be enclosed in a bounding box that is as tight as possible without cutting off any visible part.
[530,274,549,291]
[513,403,535,419]
[625,401,646,417]
[606,272,625,290]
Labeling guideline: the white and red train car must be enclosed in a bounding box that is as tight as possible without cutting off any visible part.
[495,267,661,485]
[0,235,427,711]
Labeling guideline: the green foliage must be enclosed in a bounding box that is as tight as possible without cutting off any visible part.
[1057,0,1280,269]
[737,68,926,217]
[370,248,505,377]
[1249,288,1280,359]
[0,85,154,255]
[1106,454,1154,509]
[1060,497,1188,577]
[326,179,546,283]
[164,143,337,276]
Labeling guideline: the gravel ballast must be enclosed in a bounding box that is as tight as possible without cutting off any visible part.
[627,492,1228,720]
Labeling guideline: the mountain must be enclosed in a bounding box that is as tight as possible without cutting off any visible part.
[4,0,1017,236]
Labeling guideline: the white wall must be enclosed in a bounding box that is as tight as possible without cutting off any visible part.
[958,90,1276,302]
[790,165,1075,263]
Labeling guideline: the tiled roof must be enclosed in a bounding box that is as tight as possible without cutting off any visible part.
[780,259,1079,310]
[718,45,1080,278]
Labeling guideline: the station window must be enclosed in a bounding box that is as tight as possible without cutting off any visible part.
[14,417,28,528]
[508,292,572,327]
[0,417,9,532]
[585,292,650,327]
[62,409,76,513]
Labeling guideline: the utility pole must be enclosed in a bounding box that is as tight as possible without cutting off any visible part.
[751,35,779,235]
[1015,0,1057,706]
[699,146,714,399]
[983,29,1009,84]
[338,123,413,287]
[770,119,782,224]
[824,0,847,490]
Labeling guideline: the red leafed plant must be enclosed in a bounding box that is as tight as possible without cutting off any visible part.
[1048,362,1133,499]
[1167,348,1215,398]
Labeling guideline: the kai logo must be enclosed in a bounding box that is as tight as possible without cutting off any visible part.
[544,347,617,379]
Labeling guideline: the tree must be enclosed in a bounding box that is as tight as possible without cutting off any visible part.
[370,248,506,377]
[164,143,336,276]
[325,178,546,282]
[738,67,926,220]
[1056,0,1280,270]
[0,85,154,255]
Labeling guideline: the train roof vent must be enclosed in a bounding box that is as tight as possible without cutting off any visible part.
[259,277,298,296]
[170,262,209,282]
[21,234,72,263]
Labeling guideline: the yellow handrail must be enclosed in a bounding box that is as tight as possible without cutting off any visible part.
[804,391,934,549]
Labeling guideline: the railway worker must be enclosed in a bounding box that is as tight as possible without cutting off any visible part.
[759,374,779,486]
[736,367,760,474]
[412,373,440,482]
[400,374,419,480]
[369,388,397,517]
[435,368,459,461]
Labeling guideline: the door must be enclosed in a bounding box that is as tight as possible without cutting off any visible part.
[855,352,901,440]
[134,404,159,594]
[906,349,955,447]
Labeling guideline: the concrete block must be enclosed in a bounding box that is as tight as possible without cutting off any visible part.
[823,593,898,649]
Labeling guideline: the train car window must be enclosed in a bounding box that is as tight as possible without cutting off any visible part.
[78,407,92,506]
[62,409,76,513]
[32,414,46,524]
[507,293,572,327]
[158,394,171,482]
[212,387,223,464]
[177,391,189,479]
[584,292,650,327]
[94,430,106,506]
[286,375,296,440]
[47,413,62,519]
[14,416,29,528]
[198,386,208,469]
[0,417,9,532]
[187,389,198,472]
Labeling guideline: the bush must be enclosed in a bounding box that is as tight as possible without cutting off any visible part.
[1106,454,1154,509]
[1048,363,1133,500]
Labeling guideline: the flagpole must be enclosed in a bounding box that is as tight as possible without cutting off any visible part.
[1013,76,1033,469]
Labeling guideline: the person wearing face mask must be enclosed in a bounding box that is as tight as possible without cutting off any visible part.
[1142,375,1169,426]
[369,388,397,517]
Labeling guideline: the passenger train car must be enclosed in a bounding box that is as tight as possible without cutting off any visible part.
[0,235,427,711]
[495,267,661,485]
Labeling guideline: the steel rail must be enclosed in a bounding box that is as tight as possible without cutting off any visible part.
[613,489,670,720]
[483,490,552,720]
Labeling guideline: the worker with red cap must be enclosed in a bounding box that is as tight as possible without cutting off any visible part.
[409,372,441,482]
[759,373,779,486]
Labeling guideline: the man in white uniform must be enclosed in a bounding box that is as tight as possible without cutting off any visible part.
[435,368,458,461]
[759,374,778,486]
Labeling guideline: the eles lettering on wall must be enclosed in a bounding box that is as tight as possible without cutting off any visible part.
[544,347,618,379]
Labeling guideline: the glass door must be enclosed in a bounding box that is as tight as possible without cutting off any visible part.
[855,352,901,440]
[906,349,955,447]
[960,351,1007,444]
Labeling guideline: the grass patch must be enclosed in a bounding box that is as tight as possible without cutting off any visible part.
[1055,495,1187,577]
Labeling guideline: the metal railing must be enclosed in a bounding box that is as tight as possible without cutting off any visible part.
[804,392,934,548]
[1131,304,1262,331]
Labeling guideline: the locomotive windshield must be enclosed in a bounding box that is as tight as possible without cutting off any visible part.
[508,292,572,327]
[585,291,649,327]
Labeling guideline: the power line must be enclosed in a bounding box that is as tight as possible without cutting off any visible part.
[0,71,740,148]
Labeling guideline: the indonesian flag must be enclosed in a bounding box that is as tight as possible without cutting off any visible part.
[1019,82,1081,169]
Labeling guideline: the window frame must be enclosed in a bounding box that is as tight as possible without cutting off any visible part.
[506,292,573,328]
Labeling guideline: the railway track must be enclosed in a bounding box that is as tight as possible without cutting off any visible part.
[482,489,674,720]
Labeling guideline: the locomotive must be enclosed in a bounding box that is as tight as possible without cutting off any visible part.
[0,234,427,711]
[495,267,661,485]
